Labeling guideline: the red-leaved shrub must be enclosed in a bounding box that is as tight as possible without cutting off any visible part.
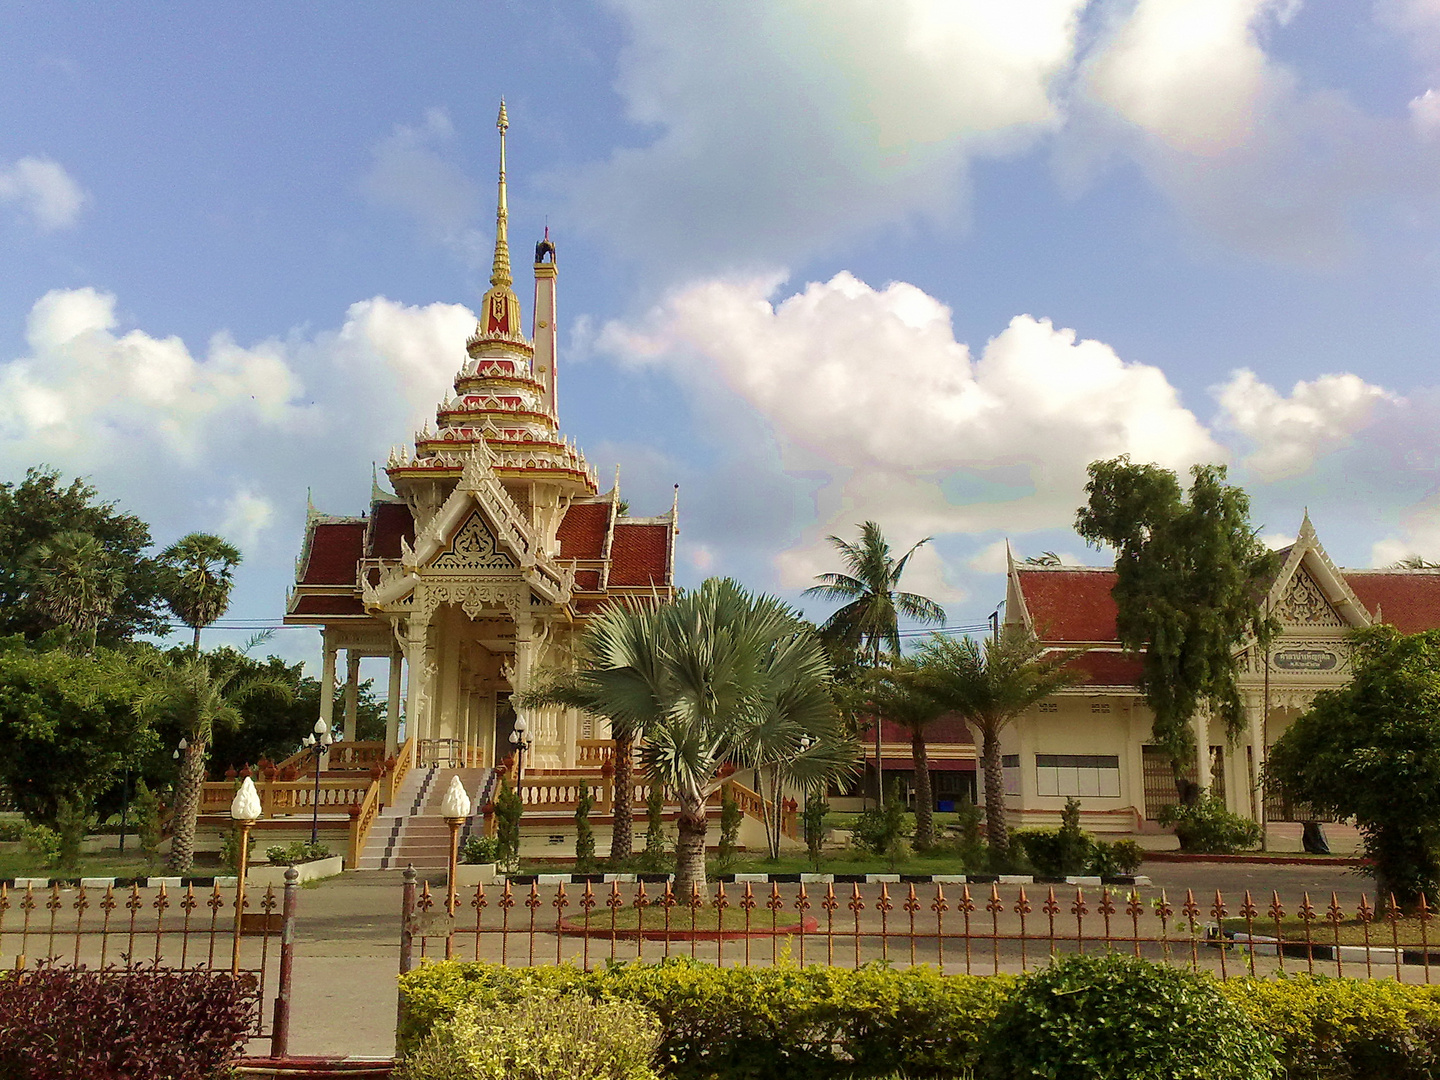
[0,963,257,1079]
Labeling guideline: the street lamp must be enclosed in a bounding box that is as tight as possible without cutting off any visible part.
[229,776,261,976]
[440,775,473,923]
[304,719,334,845]
[507,714,534,783]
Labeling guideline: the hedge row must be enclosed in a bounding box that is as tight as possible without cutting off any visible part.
[399,957,1440,1080]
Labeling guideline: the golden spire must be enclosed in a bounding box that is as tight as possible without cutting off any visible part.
[490,100,512,289]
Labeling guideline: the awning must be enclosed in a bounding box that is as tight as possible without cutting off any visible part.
[865,757,976,772]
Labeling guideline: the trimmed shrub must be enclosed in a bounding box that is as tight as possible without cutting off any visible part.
[1221,975,1440,1080]
[0,963,256,1080]
[495,778,524,870]
[263,839,330,866]
[851,780,912,869]
[1016,797,1090,877]
[460,834,498,865]
[1088,838,1144,876]
[715,790,742,871]
[21,823,60,869]
[1158,792,1263,854]
[978,952,1279,1080]
[400,993,662,1080]
[576,782,596,870]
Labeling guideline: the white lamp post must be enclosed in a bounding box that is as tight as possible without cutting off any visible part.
[307,719,333,844]
[440,775,473,922]
[229,776,262,975]
[508,714,533,783]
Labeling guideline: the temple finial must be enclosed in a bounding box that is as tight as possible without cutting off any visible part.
[490,100,512,289]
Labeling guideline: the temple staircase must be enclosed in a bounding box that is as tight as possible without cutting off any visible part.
[355,764,498,870]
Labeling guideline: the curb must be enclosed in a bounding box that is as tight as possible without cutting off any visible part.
[1143,852,1367,866]
[504,873,1152,888]
[0,876,230,890]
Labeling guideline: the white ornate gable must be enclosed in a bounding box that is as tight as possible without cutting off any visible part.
[432,511,517,571]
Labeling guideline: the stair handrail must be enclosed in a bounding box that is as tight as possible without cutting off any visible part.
[384,733,415,806]
[348,771,384,867]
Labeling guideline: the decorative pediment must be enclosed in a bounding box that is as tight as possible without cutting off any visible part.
[1276,567,1345,627]
[432,512,517,571]
[1264,512,1371,631]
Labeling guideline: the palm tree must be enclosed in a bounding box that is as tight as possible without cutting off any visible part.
[136,651,291,872]
[520,598,669,861]
[26,530,126,650]
[913,631,1078,856]
[863,662,946,849]
[803,522,945,803]
[161,533,242,653]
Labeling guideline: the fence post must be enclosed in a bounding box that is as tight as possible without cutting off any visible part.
[270,866,300,1059]
[397,864,418,1040]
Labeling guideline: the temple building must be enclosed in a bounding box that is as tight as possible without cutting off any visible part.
[284,103,677,776]
[1000,514,1440,832]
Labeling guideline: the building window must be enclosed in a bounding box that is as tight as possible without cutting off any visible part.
[1035,754,1121,798]
[1002,753,1021,796]
[1038,701,1058,713]
[1090,701,1111,714]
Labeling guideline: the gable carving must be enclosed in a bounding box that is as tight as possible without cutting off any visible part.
[1276,567,1343,627]
[432,511,517,571]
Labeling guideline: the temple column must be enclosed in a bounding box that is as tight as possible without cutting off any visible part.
[1192,707,1212,792]
[403,610,429,771]
[343,652,361,743]
[385,644,402,759]
[318,630,337,738]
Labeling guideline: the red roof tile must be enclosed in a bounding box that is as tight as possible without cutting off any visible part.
[290,594,365,616]
[558,502,610,559]
[368,501,415,559]
[609,523,671,587]
[1017,569,1120,642]
[1069,651,1145,686]
[300,523,365,586]
[1344,571,1440,634]
[876,714,973,744]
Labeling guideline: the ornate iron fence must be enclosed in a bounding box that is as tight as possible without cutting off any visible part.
[0,876,299,1055]
[400,869,1440,984]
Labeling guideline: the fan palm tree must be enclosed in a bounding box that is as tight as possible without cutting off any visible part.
[803,522,946,802]
[136,651,292,872]
[27,530,126,651]
[863,662,947,849]
[520,598,669,861]
[161,533,242,653]
[913,631,1079,856]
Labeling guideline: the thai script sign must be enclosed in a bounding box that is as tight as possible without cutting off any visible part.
[1273,648,1339,671]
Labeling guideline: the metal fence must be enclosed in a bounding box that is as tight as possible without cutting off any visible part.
[399,870,1440,984]
[0,877,298,1055]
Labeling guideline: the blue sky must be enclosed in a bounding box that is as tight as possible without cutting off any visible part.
[4,1,1440,670]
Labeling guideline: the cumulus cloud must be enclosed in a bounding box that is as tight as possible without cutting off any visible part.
[0,157,87,230]
[600,270,1220,578]
[570,0,1086,269]
[221,489,276,552]
[1213,369,1396,480]
[363,108,486,255]
[1372,498,1440,567]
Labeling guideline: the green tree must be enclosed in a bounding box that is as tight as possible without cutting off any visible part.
[26,530,127,652]
[0,467,168,645]
[0,638,154,822]
[1269,626,1440,906]
[160,533,242,653]
[574,781,596,870]
[803,521,945,802]
[1075,457,1278,785]
[913,631,1078,855]
[862,662,944,848]
[136,651,291,872]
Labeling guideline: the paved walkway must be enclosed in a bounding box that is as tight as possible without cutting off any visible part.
[272,858,1376,1058]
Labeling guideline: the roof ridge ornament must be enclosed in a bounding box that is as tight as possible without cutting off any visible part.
[491,100,511,290]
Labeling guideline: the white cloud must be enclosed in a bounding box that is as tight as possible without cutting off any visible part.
[1213,368,1396,479]
[601,270,1221,578]
[0,157,87,230]
[1372,498,1440,566]
[221,489,276,552]
[570,0,1086,269]
[1411,89,1440,138]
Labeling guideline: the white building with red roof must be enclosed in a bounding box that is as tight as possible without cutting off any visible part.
[284,104,676,785]
[1002,513,1440,832]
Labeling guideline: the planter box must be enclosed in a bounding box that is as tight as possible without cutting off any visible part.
[455,863,498,887]
[246,855,344,887]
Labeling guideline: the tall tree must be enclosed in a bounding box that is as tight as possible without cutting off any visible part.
[913,631,1078,855]
[26,530,126,651]
[0,467,167,644]
[803,522,945,801]
[1269,626,1440,907]
[161,533,242,652]
[1075,458,1278,787]
[136,651,291,872]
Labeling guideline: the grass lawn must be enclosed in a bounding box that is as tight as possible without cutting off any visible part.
[0,851,215,881]
[1222,914,1440,949]
[519,849,989,878]
[569,906,807,932]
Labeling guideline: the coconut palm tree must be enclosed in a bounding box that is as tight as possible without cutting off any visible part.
[26,530,126,651]
[161,533,242,653]
[863,662,947,849]
[913,630,1078,856]
[137,651,291,872]
[803,522,945,802]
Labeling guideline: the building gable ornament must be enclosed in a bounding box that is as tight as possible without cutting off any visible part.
[1276,567,1344,627]
[432,511,517,572]
[412,579,529,623]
